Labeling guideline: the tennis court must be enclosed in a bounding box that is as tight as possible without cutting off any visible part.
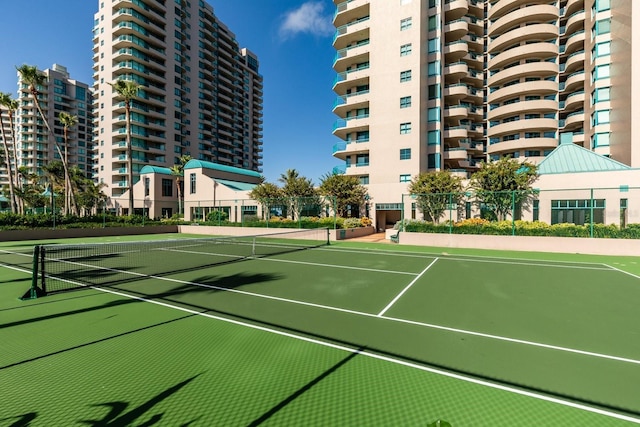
[1,231,640,426]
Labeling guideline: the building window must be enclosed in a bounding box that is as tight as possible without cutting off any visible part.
[593,64,610,81]
[427,37,440,53]
[428,0,438,7]
[592,87,611,103]
[400,148,411,160]
[592,110,610,126]
[427,107,440,122]
[593,41,611,58]
[400,17,412,30]
[359,175,369,185]
[400,96,412,108]
[551,199,605,225]
[533,200,539,221]
[356,154,369,166]
[427,130,440,145]
[400,70,412,82]
[400,122,412,134]
[427,153,440,169]
[190,173,196,194]
[592,132,610,147]
[428,84,440,100]
[428,15,438,31]
[593,18,611,38]
[593,0,610,12]
[399,174,411,183]
[620,198,628,228]
[427,61,440,76]
[400,43,412,56]
[162,179,173,197]
[144,177,150,197]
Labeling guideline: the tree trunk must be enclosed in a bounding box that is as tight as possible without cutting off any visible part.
[0,115,16,213]
[126,103,134,215]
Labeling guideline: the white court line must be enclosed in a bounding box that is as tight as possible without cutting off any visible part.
[604,264,640,280]
[161,247,418,276]
[319,247,613,271]
[377,258,439,317]
[91,285,640,425]
[3,260,640,422]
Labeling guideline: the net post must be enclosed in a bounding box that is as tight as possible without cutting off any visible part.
[326,227,330,245]
[252,236,256,257]
[40,246,47,295]
[21,245,46,300]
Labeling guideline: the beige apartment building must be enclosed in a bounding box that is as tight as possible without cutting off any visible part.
[332,0,640,230]
[2,64,94,184]
[93,0,263,214]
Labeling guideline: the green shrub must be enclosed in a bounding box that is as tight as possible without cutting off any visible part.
[343,217,362,228]
[206,210,229,222]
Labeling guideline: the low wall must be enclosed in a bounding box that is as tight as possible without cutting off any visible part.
[0,225,179,242]
[385,230,640,257]
[179,225,375,241]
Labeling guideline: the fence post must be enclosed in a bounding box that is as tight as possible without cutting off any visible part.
[400,194,405,232]
[448,193,453,234]
[511,190,516,236]
[590,188,594,238]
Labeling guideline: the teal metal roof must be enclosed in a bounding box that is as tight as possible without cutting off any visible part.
[184,159,262,178]
[538,142,630,174]
[215,179,257,192]
[140,165,173,175]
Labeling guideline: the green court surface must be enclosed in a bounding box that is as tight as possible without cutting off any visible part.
[1,233,640,426]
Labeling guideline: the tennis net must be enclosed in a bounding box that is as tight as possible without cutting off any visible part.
[27,228,329,297]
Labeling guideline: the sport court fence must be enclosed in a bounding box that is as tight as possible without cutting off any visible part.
[23,227,330,299]
[398,186,640,238]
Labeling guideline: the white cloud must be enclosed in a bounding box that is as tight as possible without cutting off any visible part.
[279,1,334,39]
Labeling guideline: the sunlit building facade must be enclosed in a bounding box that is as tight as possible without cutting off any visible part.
[331,0,640,230]
[93,0,263,213]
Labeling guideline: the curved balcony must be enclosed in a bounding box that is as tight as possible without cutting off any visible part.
[444,127,468,141]
[488,23,558,54]
[332,115,369,140]
[563,90,585,111]
[444,19,468,42]
[488,42,558,70]
[565,0,584,17]
[444,105,468,121]
[563,30,585,57]
[562,70,585,93]
[488,99,557,121]
[444,0,468,21]
[489,5,559,38]
[488,62,556,87]
[488,0,529,21]
[488,80,557,104]
[444,40,468,62]
[444,83,468,100]
[444,62,468,81]
[332,140,370,161]
[333,42,370,72]
[443,148,469,162]
[488,118,557,138]
[564,10,585,36]
[333,0,370,27]
[333,18,370,50]
[488,137,558,156]
[563,50,585,74]
[561,110,584,129]
[332,92,369,116]
[332,67,369,93]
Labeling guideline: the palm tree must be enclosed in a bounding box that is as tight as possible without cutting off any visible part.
[108,79,140,215]
[0,92,17,213]
[16,65,74,215]
[169,155,191,216]
[59,112,78,215]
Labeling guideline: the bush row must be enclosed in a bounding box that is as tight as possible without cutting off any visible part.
[396,219,640,239]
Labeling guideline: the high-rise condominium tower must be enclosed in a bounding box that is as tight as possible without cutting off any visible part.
[93,0,263,211]
[16,64,94,179]
[332,0,639,228]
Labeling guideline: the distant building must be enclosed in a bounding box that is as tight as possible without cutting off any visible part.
[331,0,640,230]
[93,0,264,214]
[10,64,94,182]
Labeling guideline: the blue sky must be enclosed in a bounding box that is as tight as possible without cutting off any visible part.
[0,0,339,184]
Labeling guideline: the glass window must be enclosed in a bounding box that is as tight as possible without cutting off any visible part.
[428,15,438,31]
[400,17,412,31]
[400,122,412,134]
[593,18,611,37]
[594,0,610,12]
[593,64,610,81]
[399,174,411,182]
[427,153,440,169]
[358,175,369,185]
[427,61,440,76]
[162,179,173,197]
[400,43,412,56]
[592,132,610,147]
[428,84,440,100]
[592,87,611,103]
[427,107,440,122]
[592,110,610,125]
[400,148,411,160]
[594,41,611,57]
[427,130,440,145]
[400,70,412,82]
[427,37,440,53]
[400,96,412,108]
[190,173,196,194]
